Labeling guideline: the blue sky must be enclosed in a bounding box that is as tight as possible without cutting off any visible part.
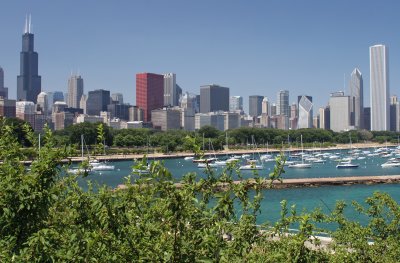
[1,0,399,112]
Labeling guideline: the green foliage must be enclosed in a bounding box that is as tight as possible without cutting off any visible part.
[2,125,400,261]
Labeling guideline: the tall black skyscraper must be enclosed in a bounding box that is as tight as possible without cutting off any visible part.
[17,16,41,103]
[87,89,110,115]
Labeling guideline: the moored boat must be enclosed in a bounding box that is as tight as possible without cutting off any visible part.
[336,161,359,169]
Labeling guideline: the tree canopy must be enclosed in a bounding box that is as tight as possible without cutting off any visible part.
[1,121,400,261]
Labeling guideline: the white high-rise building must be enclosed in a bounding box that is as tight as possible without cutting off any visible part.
[229,96,243,112]
[261,97,270,115]
[67,75,84,108]
[277,90,289,116]
[370,44,389,131]
[37,92,48,116]
[297,95,313,129]
[329,92,350,132]
[163,73,177,106]
[80,94,87,114]
[350,68,364,129]
[16,101,36,127]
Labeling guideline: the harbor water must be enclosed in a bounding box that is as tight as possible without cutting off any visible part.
[74,148,400,225]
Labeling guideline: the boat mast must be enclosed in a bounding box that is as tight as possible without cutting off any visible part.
[225,132,228,150]
[301,134,304,164]
[81,134,84,158]
[38,133,41,159]
[202,133,205,151]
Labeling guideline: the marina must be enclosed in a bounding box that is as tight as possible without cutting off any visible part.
[67,145,400,224]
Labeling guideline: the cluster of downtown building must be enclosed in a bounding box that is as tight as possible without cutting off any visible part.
[0,18,396,133]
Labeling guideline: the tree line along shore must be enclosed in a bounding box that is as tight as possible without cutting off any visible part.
[3,116,400,158]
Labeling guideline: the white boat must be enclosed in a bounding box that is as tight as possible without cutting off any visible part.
[184,156,194,161]
[260,154,273,161]
[288,135,312,169]
[67,168,91,174]
[226,157,240,164]
[92,164,115,171]
[357,156,366,160]
[239,164,263,170]
[132,167,150,174]
[381,160,400,168]
[336,161,359,169]
[89,159,101,167]
[288,162,312,168]
[262,158,276,162]
[214,160,227,166]
[284,160,296,166]
[198,163,218,168]
[241,154,251,159]
[312,158,325,163]
[336,134,359,169]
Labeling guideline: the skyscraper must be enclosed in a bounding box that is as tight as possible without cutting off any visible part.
[261,97,270,115]
[86,89,110,116]
[350,68,363,129]
[111,93,124,104]
[17,16,41,103]
[248,95,263,117]
[319,106,330,130]
[175,84,182,106]
[229,96,243,112]
[0,67,8,98]
[277,90,289,116]
[329,92,350,132]
[200,84,229,113]
[136,73,164,122]
[163,73,177,106]
[390,95,400,132]
[67,75,84,108]
[0,67,3,90]
[370,44,389,131]
[53,91,64,102]
[297,95,313,129]
[36,92,48,116]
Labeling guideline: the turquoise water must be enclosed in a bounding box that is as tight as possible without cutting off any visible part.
[77,151,400,187]
[75,150,400,225]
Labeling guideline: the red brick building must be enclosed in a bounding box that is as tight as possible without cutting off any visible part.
[136,73,164,122]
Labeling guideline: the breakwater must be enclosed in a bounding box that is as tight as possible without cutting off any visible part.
[118,175,400,190]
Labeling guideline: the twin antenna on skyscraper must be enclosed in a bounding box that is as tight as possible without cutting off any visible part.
[24,14,32,34]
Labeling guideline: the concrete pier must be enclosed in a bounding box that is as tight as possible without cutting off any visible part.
[264,175,400,189]
[118,175,400,190]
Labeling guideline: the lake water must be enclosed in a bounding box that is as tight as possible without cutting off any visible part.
[74,148,400,226]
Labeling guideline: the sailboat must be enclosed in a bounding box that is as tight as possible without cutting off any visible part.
[336,133,359,169]
[69,135,115,174]
[90,138,115,171]
[288,135,311,168]
[239,135,263,170]
[132,137,151,174]
[260,142,274,162]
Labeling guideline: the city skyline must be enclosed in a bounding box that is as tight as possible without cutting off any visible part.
[1,1,400,112]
